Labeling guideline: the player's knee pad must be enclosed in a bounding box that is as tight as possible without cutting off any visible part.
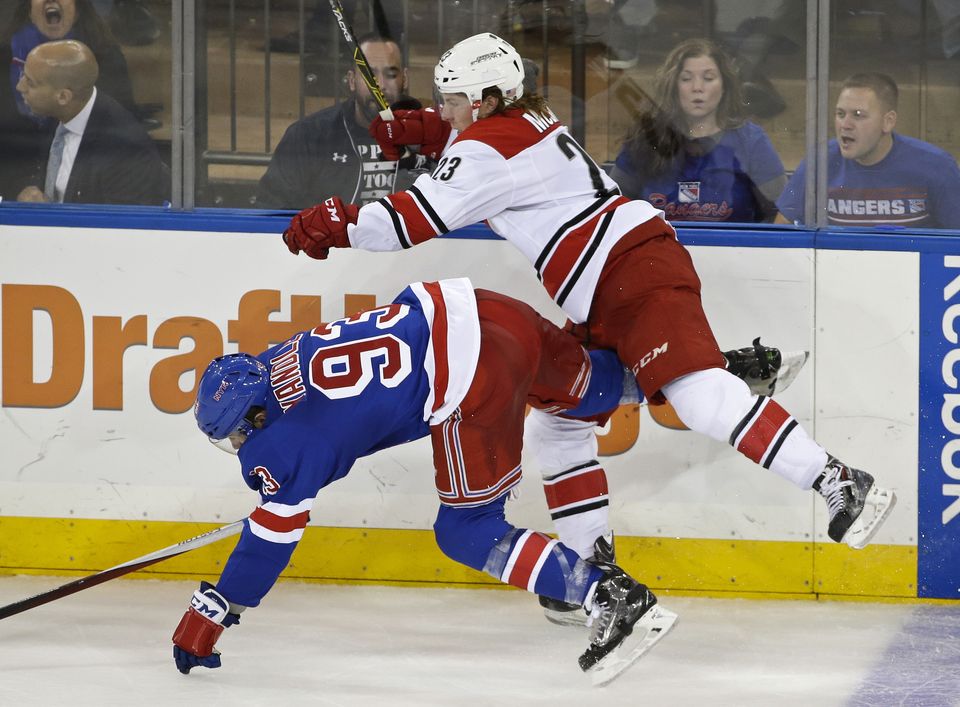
[661,367,755,442]
[433,497,511,571]
[524,408,599,474]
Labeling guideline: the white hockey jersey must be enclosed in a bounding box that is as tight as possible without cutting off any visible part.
[348,108,669,323]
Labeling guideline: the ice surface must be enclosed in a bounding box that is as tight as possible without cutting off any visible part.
[0,576,957,707]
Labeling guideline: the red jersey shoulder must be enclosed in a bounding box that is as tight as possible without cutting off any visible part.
[453,108,562,160]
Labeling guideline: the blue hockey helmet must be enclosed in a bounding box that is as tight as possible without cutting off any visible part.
[194,353,269,449]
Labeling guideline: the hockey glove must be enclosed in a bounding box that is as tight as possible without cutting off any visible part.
[369,108,452,161]
[172,581,241,675]
[283,196,360,260]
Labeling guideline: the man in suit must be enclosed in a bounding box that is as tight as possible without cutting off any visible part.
[14,39,167,205]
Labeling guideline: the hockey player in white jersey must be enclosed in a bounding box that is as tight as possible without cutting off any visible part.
[282,32,895,595]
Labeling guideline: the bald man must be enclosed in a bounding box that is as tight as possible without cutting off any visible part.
[15,39,167,205]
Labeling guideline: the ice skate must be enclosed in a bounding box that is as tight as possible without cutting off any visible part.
[723,337,808,397]
[578,564,677,687]
[540,533,614,627]
[814,457,897,549]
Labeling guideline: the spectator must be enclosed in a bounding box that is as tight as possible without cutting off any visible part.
[610,38,786,223]
[777,72,960,229]
[0,0,138,200]
[14,39,167,205]
[256,33,429,209]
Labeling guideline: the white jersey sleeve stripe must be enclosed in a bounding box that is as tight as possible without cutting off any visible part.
[409,185,450,233]
[376,197,412,249]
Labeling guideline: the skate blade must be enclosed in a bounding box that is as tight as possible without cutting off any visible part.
[543,607,589,628]
[588,605,678,687]
[844,485,897,550]
[772,350,809,394]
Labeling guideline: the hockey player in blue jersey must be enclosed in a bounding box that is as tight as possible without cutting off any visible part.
[172,278,676,685]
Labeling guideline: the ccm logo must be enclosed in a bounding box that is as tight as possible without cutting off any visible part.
[324,197,341,222]
[638,342,669,369]
[190,594,221,618]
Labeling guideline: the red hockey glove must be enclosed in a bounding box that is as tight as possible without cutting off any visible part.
[172,581,241,674]
[369,108,452,161]
[283,196,360,260]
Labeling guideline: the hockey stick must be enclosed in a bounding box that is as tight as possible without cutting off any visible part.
[329,0,394,121]
[0,520,244,620]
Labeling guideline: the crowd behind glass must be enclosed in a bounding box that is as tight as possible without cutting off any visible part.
[3,0,960,232]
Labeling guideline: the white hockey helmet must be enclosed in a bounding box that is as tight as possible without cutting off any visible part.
[434,33,525,119]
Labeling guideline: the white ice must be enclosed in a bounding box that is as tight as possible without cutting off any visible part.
[1,575,958,707]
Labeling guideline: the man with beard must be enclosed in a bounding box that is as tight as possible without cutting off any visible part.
[256,33,440,209]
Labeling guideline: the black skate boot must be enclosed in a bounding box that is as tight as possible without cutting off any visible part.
[723,337,808,396]
[813,457,896,549]
[539,533,615,627]
[578,564,677,686]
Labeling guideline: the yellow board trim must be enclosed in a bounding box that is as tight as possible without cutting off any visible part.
[0,517,922,601]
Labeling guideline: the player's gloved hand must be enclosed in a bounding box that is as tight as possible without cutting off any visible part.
[282,196,360,260]
[172,581,241,675]
[369,108,452,161]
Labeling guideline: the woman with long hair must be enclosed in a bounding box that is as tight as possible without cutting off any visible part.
[611,38,785,223]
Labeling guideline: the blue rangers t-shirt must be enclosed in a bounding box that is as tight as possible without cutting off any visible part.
[613,121,784,223]
[777,133,960,229]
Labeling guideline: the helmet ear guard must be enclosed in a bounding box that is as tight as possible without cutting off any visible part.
[434,33,525,120]
[194,353,269,448]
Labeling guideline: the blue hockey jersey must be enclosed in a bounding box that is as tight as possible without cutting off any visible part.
[215,279,481,607]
